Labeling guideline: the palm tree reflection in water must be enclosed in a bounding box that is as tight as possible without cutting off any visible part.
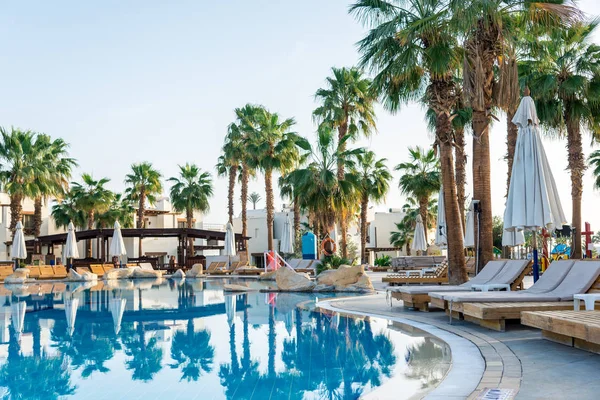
[404,337,451,389]
[218,297,398,400]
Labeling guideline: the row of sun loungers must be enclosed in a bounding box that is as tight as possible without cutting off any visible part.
[383,259,449,285]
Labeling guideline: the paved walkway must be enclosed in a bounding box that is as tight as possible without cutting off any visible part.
[326,273,600,400]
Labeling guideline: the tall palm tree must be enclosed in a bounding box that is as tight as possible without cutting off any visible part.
[589,150,600,191]
[168,163,213,256]
[390,221,414,255]
[354,151,392,263]
[287,126,362,242]
[248,192,261,210]
[31,134,77,237]
[522,21,600,258]
[124,162,163,257]
[243,106,306,251]
[395,147,440,243]
[351,0,467,283]
[51,191,86,230]
[313,67,377,258]
[71,173,114,257]
[217,123,243,224]
[453,0,580,267]
[0,128,39,233]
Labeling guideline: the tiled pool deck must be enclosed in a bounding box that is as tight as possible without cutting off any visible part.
[324,273,600,400]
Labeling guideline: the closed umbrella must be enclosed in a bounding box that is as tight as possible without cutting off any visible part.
[64,296,79,336]
[223,222,236,268]
[109,297,127,334]
[464,202,475,248]
[225,295,236,327]
[502,229,525,247]
[64,222,79,268]
[109,221,127,267]
[280,214,294,255]
[10,301,26,341]
[435,186,447,248]
[504,94,566,281]
[411,215,427,254]
[11,221,27,268]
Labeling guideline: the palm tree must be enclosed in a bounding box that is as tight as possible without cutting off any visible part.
[0,128,39,233]
[351,0,467,283]
[124,162,163,257]
[286,126,361,241]
[354,151,392,263]
[217,123,243,224]
[453,0,580,268]
[168,163,213,256]
[390,221,414,255]
[243,106,306,251]
[589,150,600,191]
[51,191,86,230]
[70,173,114,257]
[522,21,600,258]
[96,193,135,229]
[313,67,377,258]
[30,134,77,237]
[395,147,440,243]
[248,192,261,210]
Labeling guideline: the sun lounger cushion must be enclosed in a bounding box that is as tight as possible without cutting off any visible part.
[395,260,507,295]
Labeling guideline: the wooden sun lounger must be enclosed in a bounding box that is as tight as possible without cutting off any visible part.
[450,261,600,331]
[383,260,449,285]
[0,265,13,282]
[205,261,233,275]
[53,266,68,279]
[103,264,114,273]
[90,264,105,277]
[28,267,41,279]
[76,266,92,275]
[295,259,315,274]
[234,263,263,276]
[522,310,600,354]
[392,260,510,311]
[38,266,56,280]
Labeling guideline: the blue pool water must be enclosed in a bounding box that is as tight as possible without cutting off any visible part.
[0,279,451,399]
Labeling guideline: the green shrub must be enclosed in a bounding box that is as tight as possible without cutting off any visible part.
[374,255,391,267]
[316,255,353,274]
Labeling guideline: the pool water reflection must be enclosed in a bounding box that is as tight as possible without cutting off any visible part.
[0,279,451,399]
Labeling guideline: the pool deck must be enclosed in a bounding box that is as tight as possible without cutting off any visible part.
[324,272,600,400]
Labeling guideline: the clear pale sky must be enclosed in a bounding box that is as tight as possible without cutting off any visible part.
[1,0,600,231]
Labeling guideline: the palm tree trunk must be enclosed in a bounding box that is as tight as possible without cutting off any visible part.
[33,196,43,238]
[418,196,429,243]
[339,211,348,259]
[293,196,300,253]
[406,241,411,256]
[241,164,249,257]
[9,193,23,234]
[506,111,518,197]
[227,166,236,224]
[454,126,467,233]
[337,122,349,259]
[435,96,467,284]
[138,192,145,257]
[186,209,194,258]
[360,194,369,264]
[566,114,584,259]
[265,169,274,251]
[86,211,95,258]
[472,110,494,272]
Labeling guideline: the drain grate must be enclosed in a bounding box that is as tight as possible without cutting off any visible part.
[477,388,516,400]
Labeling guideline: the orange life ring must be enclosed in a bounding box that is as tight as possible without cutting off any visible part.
[321,237,337,256]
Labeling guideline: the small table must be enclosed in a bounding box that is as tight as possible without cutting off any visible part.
[573,294,600,311]
[471,283,511,292]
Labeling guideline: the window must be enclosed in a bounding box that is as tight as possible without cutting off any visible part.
[22,214,35,234]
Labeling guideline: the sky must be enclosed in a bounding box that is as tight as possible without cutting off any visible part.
[1,0,600,231]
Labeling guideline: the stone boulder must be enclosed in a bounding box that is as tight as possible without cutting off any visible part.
[316,264,365,287]
[224,283,254,292]
[258,270,277,281]
[66,269,98,282]
[313,284,335,292]
[275,267,315,292]
[171,269,186,279]
[132,268,162,279]
[104,268,134,280]
[186,264,203,278]
[338,274,374,292]
[4,268,30,284]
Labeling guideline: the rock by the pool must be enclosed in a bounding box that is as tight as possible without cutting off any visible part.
[132,268,162,279]
[258,270,277,281]
[104,268,134,280]
[313,283,335,292]
[4,268,30,284]
[186,264,203,278]
[224,283,254,292]
[338,274,374,292]
[317,264,364,286]
[275,267,315,292]
[172,269,186,279]
[67,269,98,282]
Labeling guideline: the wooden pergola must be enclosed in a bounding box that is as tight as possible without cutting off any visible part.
[26,228,249,266]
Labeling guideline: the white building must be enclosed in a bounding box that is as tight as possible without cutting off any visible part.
[365,208,409,260]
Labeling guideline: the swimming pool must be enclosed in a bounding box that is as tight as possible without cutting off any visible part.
[0,279,451,399]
